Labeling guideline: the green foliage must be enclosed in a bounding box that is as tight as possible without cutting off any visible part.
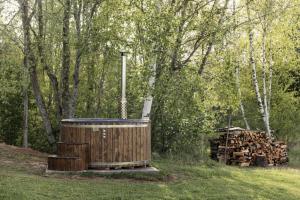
[0,0,299,154]
[151,67,220,154]
[0,40,23,145]
[0,93,22,145]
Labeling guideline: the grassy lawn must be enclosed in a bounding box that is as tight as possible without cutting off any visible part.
[0,143,300,200]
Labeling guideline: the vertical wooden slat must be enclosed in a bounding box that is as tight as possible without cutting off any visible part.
[136,127,141,161]
[78,127,81,143]
[114,128,119,162]
[139,127,143,160]
[90,128,93,163]
[148,124,151,160]
[95,129,98,162]
[128,128,132,161]
[112,128,115,162]
[67,126,71,143]
[127,127,130,161]
[103,129,108,162]
[92,128,96,163]
[107,128,112,162]
[74,126,77,143]
[98,129,102,162]
[70,126,73,143]
[79,127,82,143]
[118,128,123,162]
[70,127,73,143]
[80,127,83,143]
[64,126,67,143]
[144,126,147,160]
[123,128,128,161]
[61,126,65,143]
[60,127,63,142]
[77,127,81,143]
[79,127,83,143]
[141,127,145,160]
[132,127,136,161]
[87,128,91,164]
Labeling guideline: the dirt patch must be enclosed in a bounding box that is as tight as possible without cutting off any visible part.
[0,143,48,158]
[0,143,48,174]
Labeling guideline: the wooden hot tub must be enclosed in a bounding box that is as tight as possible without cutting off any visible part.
[53,118,151,169]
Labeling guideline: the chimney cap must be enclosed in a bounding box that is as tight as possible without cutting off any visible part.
[120,49,127,54]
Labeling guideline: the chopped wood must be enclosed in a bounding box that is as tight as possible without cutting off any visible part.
[209,129,288,167]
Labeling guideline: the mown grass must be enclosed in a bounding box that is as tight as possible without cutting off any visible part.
[289,145,300,168]
[0,144,299,200]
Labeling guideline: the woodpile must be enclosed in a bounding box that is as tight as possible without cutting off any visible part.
[210,128,288,167]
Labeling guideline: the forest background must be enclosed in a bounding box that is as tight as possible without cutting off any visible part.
[0,0,299,159]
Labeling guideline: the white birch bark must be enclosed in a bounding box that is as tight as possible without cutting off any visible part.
[141,62,156,120]
[236,66,250,130]
[247,2,271,137]
[268,42,273,113]
[261,25,271,136]
[234,0,250,130]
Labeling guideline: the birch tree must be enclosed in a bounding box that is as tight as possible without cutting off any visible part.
[141,59,157,119]
[246,0,271,136]
[236,65,250,130]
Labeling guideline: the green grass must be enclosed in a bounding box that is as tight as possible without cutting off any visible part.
[0,144,300,200]
[289,146,300,168]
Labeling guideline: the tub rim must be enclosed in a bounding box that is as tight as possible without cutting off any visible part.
[61,118,150,124]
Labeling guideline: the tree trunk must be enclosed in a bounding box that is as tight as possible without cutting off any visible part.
[198,0,229,75]
[86,51,95,116]
[69,0,101,117]
[61,0,71,118]
[96,70,106,117]
[23,81,29,148]
[69,0,82,117]
[268,41,273,113]
[170,1,188,71]
[22,17,29,148]
[20,0,56,146]
[95,50,108,117]
[261,25,271,136]
[30,66,56,145]
[235,66,250,130]
[37,0,62,120]
[247,1,271,137]
[142,60,157,119]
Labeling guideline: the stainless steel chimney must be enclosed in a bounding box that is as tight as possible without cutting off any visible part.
[120,51,127,119]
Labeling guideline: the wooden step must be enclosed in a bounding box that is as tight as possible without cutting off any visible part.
[48,155,86,171]
[57,142,89,169]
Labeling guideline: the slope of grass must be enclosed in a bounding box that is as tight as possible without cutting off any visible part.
[0,143,299,200]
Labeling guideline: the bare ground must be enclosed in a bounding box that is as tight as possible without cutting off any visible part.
[0,143,48,174]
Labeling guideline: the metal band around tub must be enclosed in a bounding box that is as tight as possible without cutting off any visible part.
[61,124,148,128]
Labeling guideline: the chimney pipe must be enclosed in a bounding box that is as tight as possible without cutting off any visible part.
[120,51,127,119]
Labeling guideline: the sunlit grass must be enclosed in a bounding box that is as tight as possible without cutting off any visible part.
[0,143,299,200]
[0,158,300,200]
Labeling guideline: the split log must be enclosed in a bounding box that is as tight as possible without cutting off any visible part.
[210,129,288,167]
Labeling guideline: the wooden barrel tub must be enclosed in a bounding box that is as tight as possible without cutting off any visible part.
[57,118,151,169]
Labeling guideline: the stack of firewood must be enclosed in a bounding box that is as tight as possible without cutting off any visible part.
[210,128,288,167]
